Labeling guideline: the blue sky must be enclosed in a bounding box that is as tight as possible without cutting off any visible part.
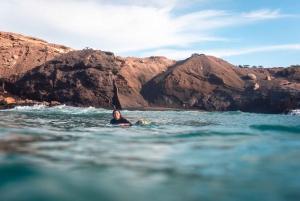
[1,0,299,67]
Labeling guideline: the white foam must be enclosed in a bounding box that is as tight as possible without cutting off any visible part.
[4,104,112,115]
[287,109,300,115]
[50,104,67,109]
[9,104,48,111]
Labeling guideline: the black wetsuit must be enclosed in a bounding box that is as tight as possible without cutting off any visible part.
[110,118,132,125]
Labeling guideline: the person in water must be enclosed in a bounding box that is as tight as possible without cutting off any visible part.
[110,110,149,126]
[110,109,132,126]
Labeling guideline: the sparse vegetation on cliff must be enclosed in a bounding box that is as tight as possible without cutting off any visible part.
[278,65,300,82]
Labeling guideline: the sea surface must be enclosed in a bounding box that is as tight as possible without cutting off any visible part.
[0,105,300,201]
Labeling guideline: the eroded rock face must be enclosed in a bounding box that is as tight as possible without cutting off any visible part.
[0,31,73,78]
[115,56,176,108]
[3,50,121,108]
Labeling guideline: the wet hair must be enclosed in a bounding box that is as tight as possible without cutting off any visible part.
[112,109,126,120]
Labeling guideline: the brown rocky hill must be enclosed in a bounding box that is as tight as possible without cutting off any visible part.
[0,31,299,113]
[0,31,73,78]
[141,55,300,113]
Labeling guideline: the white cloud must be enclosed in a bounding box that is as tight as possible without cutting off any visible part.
[212,44,300,57]
[141,44,300,59]
[46,0,207,9]
[0,0,294,55]
[242,9,285,19]
[103,0,179,8]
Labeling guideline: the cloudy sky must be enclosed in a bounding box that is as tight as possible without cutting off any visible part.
[1,0,300,67]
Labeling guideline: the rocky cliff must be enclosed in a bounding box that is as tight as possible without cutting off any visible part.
[0,31,176,109]
[0,31,73,78]
[0,31,299,113]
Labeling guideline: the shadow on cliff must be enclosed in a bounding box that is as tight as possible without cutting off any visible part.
[140,59,187,105]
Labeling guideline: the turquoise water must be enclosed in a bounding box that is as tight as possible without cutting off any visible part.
[0,105,300,201]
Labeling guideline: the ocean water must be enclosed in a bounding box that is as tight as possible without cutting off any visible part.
[0,105,300,201]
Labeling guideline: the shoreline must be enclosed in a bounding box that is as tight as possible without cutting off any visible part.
[123,107,206,112]
[0,103,297,114]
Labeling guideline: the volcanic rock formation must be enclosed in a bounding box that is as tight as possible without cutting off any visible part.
[0,31,299,113]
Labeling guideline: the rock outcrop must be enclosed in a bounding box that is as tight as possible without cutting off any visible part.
[253,83,259,90]
[0,91,60,109]
[247,73,257,80]
[266,76,271,81]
